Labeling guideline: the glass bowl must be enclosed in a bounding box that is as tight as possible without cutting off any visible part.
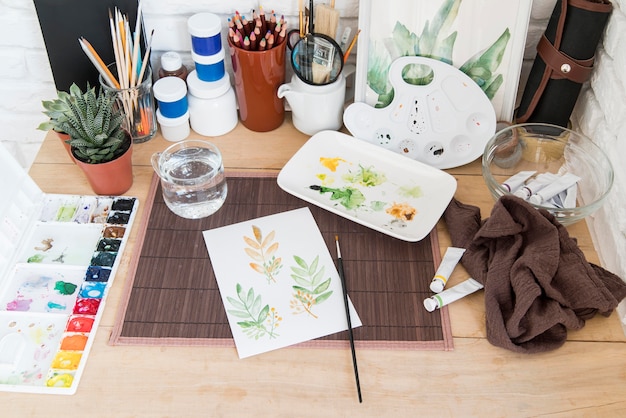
[482,123,614,226]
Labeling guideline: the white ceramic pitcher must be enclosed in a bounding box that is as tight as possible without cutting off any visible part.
[277,73,346,135]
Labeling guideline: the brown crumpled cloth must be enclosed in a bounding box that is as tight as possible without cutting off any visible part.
[443,195,626,353]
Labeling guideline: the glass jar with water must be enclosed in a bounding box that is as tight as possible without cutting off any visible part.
[151,140,227,219]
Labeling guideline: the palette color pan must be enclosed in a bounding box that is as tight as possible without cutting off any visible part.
[0,194,137,394]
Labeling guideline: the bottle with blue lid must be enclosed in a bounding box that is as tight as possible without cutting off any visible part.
[153,76,190,141]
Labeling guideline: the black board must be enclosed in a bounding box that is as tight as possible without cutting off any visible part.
[34,0,142,93]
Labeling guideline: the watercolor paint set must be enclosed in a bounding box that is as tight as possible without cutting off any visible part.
[0,148,137,394]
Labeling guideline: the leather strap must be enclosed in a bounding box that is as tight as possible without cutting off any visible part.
[515,0,612,123]
[570,0,613,13]
[536,35,594,83]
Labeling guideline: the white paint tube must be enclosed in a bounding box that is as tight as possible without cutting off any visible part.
[423,278,484,312]
[501,170,536,193]
[552,184,576,208]
[562,183,578,208]
[513,172,557,200]
[528,173,580,205]
[429,247,466,293]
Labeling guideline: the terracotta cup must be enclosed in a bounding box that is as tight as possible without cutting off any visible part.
[228,37,286,132]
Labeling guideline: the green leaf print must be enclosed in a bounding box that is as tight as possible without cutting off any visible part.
[227,284,281,340]
[289,255,334,318]
[309,185,366,210]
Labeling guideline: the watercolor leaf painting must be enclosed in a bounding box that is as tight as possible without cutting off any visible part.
[289,255,333,318]
[356,0,534,122]
[227,284,281,340]
[244,225,282,284]
[203,208,362,359]
[368,0,510,108]
[310,157,420,231]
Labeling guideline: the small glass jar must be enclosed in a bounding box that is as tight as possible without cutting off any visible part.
[187,70,238,136]
[158,51,188,81]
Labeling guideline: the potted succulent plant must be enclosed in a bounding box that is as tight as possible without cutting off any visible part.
[37,90,74,159]
[55,83,134,195]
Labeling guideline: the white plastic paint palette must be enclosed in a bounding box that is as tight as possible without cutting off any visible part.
[343,56,497,169]
[0,148,137,394]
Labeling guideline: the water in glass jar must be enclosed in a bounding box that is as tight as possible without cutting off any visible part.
[160,146,227,219]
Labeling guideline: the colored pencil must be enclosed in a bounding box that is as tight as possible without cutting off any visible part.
[335,235,363,403]
[136,29,154,90]
[129,0,144,87]
[227,9,286,51]
[343,29,361,64]
[77,37,119,89]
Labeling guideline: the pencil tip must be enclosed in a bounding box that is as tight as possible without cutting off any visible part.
[335,235,339,241]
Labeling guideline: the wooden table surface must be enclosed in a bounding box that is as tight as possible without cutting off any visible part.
[5,117,626,417]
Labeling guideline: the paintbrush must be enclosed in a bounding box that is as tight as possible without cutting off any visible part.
[315,1,340,39]
[335,235,362,403]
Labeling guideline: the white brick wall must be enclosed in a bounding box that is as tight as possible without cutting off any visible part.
[570,0,626,329]
[1,0,625,325]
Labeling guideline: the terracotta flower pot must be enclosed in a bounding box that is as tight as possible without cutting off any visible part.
[73,142,134,195]
[54,131,74,162]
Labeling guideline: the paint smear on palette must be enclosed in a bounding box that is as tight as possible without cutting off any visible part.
[111,198,136,212]
[89,198,113,224]
[50,350,82,370]
[60,334,88,351]
[72,196,98,224]
[96,238,122,252]
[90,252,117,268]
[103,226,126,239]
[0,312,67,387]
[55,196,80,222]
[107,211,131,225]
[19,223,103,266]
[65,315,94,333]
[83,266,112,282]
[73,298,100,315]
[46,371,75,388]
[38,196,66,222]
[0,265,85,314]
[78,282,106,299]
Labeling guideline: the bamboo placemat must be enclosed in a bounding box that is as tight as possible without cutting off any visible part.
[110,173,453,350]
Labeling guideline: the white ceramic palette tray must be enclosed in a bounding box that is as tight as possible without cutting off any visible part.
[0,147,137,394]
[277,130,457,242]
[344,56,497,169]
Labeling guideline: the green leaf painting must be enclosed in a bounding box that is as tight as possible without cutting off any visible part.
[309,185,366,210]
[342,164,387,187]
[367,0,511,108]
[227,284,282,340]
[289,255,334,318]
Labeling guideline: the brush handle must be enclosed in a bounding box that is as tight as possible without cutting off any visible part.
[337,252,363,403]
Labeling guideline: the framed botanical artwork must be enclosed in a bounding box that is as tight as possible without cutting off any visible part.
[354,0,532,121]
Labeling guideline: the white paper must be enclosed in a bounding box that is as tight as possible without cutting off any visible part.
[203,207,362,359]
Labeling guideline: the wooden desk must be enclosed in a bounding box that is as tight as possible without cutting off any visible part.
[5,118,626,416]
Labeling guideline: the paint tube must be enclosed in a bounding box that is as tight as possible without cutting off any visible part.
[501,170,536,193]
[528,173,581,205]
[429,247,466,293]
[513,172,557,200]
[423,278,484,312]
[562,183,578,208]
